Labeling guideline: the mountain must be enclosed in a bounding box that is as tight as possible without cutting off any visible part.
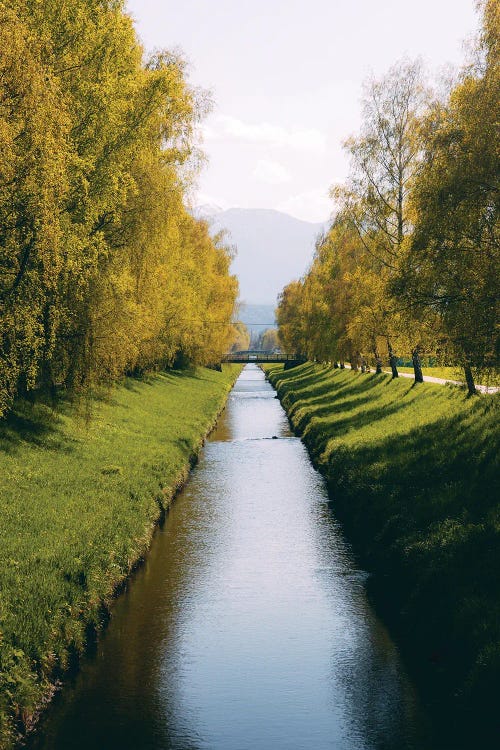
[205,208,328,305]
[238,303,276,337]
[192,203,225,219]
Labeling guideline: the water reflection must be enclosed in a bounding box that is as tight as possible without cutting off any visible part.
[30,365,430,749]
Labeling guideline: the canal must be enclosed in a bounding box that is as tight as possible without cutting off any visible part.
[30,365,431,749]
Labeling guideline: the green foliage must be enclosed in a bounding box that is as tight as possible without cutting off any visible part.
[266,362,500,741]
[0,364,240,746]
[396,3,499,378]
[276,3,498,390]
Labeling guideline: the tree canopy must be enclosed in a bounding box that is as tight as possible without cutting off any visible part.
[0,0,238,416]
[276,2,499,393]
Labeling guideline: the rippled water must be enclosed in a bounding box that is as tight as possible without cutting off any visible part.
[30,365,431,749]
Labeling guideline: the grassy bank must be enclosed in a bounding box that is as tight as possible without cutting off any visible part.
[0,365,240,748]
[265,363,499,743]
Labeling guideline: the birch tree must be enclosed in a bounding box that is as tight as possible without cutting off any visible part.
[333,59,431,381]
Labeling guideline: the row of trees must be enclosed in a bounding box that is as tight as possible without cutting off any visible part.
[0,1,238,417]
[229,324,279,352]
[277,0,498,394]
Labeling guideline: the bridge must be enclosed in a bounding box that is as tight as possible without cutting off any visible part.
[222,350,306,364]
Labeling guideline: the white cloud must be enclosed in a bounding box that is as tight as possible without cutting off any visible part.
[253,159,291,185]
[277,188,333,223]
[203,115,327,154]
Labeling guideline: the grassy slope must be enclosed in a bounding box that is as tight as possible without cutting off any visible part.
[0,365,240,746]
[265,363,499,741]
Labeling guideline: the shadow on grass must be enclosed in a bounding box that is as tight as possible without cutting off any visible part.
[121,375,156,392]
[0,366,222,454]
[271,362,500,741]
[320,399,500,741]
[118,369,194,395]
[0,400,73,454]
[292,383,412,422]
[296,373,390,408]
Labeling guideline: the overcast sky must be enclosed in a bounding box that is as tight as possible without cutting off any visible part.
[126,0,480,222]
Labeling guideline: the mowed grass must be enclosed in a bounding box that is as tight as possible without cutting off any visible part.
[265,363,499,740]
[0,365,240,745]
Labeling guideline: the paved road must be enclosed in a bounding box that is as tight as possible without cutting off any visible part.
[380,368,499,394]
[341,364,497,394]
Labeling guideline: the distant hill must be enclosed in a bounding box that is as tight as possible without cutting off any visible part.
[238,303,276,335]
[200,207,328,305]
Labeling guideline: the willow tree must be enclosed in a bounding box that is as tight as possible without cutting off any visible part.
[78,49,206,381]
[6,0,148,389]
[276,280,306,355]
[1,1,238,412]
[301,219,364,367]
[155,215,237,369]
[260,328,279,352]
[0,6,69,415]
[231,322,251,352]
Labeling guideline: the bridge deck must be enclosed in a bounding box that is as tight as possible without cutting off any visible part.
[222,353,305,364]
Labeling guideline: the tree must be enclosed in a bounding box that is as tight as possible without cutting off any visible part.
[304,219,363,367]
[276,281,306,354]
[259,328,279,352]
[333,59,431,381]
[231,322,251,352]
[0,1,238,415]
[0,6,69,414]
[396,0,499,394]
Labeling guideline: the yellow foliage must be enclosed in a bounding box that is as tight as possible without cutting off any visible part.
[0,2,238,413]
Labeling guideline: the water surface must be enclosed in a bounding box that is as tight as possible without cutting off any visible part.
[31,365,430,749]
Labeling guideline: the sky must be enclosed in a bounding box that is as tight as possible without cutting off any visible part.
[126,0,480,223]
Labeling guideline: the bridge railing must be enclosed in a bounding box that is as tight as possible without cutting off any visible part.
[222,352,306,363]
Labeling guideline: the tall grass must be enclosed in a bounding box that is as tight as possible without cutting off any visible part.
[265,363,499,743]
[0,365,240,747]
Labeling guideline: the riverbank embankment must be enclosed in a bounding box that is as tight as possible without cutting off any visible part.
[265,362,499,744]
[0,365,241,748]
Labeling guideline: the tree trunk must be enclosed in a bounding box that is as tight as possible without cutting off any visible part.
[40,300,59,403]
[373,347,382,374]
[412,346,424,383]
[360,354,366,373]
[387,338,399,378]
[464,363,477,396]
[350,351,358,371]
